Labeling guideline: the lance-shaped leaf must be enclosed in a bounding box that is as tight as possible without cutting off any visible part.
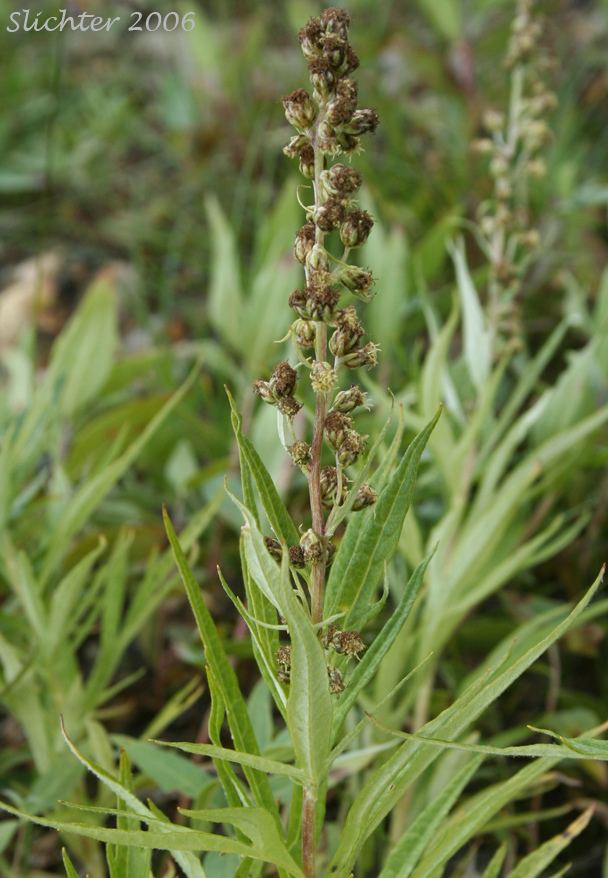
[327,566,604,877]
[227,388,299,545]
[179,807,303,878]
[152,739,305,782]
[0,799,302,875]
[507,807,594,878]
[410,758,563,878]
[378,754,483,878]
[333,552,433,736]
[163,510,278,818]
[325,408,441,627]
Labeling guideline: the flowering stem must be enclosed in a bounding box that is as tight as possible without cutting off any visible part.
[310,322,328,625]
[307,103,328,627]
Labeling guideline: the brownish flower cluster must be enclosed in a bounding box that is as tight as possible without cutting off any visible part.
[253,6,379,689]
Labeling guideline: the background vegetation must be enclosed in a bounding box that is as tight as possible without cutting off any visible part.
[0,0,607,875]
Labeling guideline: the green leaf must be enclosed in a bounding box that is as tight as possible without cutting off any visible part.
[528,726,608,759]
[45,274,118,416]
[227,388,299,545]
[325,408,441,627]
[327,566,604,877]
[415,0,461,39]
[206,196,243,353]
[62,849,84,878]
[410,759,560,878]
[151,739,305,782]
[163,509,279,817]
[41,363,201,582]
[363,221,409,355]
[0,799,296,866]
[113,737,214,796]
[368,720,608,763]
[378,755,483,878]
[481,844,507,878]
[333,552,433,735]
[449,238,491,393]
[280,552,333,787]
[508,807,594,878]
[179,807,303,878]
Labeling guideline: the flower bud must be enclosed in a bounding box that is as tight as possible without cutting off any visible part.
[320,465,349,507]
[352,483,377,511]
[328,666,345,694]
[337,265,375,300]
[317,119,339,155]
[490,155,509,178]
[288,440,311,467]
[311,361,337,393]
[340,209,374,248]
[342,45,360,75]
[324,411,353,448]
[300,528,325,564]
[298,144,316,178]
[288,545,306,568]
[326,79,358,125]
[329,323,364,357]
[306,244,330,273]
[320,163,362,197]
[282,88,318,129]
[265,537,282,561]
[253,379,275,404]
[283,134,311,159]
[269,361,297,397]
[309,58,336,101]
[496,177,512,200]
[298,17,323,59]
[335,131,360,154]
[320,33,348,70]
[519,229,540,248]
[527,158,546,178]
[289,288,309,318]
[483,109,504,133]
[342,341,379,369]
[277,645,291,683]
[294,223,316,264]
[331,384,368,413]
[471,138,494,155]
[311,196,346,232]
[306,281,340,321]
[320,6,350,39]
[276,396,302,418]
[323,625,366,655]
[336,429,366,466]
[292,318,316,349]
[344,108,379,136]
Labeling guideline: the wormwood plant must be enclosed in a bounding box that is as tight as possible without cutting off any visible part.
[2,7,608,878]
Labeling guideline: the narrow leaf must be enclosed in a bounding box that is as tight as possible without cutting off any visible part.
[325,409,441,627]
[333,552,433,735]
[508,807,594,878]
[151,739,305,782]
[163,510,278,817]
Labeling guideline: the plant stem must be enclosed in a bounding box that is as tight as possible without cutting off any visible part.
[302,787,317,878]
[310,322,328,625]
[307,103,328,627]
